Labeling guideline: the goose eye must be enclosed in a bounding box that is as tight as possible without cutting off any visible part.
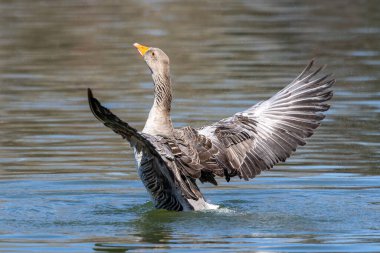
[152,52,155,56]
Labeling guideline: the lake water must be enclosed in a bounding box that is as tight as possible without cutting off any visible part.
[1,0,379,252]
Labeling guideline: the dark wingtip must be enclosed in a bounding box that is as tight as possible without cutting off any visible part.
[88,88,93,100]
[329,78,336,87]
[295,59,315,81]
[87,88,103,123]
[87,88,95,113]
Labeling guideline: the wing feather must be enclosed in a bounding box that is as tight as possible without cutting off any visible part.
[196,60,334,181]
[88,88,203,201]
[89,59,334,188]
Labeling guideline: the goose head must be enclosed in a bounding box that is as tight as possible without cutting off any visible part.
[133,43,170,76]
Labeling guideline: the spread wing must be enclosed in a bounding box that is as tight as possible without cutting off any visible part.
[196,60,334,181]
[88,88,156,153]
[88,88,203,202]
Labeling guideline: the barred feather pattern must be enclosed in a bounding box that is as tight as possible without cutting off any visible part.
[88,58,334,211]
[153,73,172,111]
[138,152,183,211]
[89,88,193,211]
[198,60,334,180]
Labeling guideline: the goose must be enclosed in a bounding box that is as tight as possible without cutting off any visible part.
[88,42,334,211]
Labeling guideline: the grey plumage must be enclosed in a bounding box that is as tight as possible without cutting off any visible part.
[198,60,334,181]
[88,44,334,211]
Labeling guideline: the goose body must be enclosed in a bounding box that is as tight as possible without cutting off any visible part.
[88,43,334,211]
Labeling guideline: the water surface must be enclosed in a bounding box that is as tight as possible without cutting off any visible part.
[1,0,380,252]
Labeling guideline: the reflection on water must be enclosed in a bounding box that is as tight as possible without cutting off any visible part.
[1,0,380,252]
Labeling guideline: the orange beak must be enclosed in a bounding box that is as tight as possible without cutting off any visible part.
[133,43,150,56]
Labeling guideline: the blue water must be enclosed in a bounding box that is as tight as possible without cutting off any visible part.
[1,0,379,252]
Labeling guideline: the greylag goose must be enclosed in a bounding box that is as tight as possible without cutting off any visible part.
[88,43,334,211]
